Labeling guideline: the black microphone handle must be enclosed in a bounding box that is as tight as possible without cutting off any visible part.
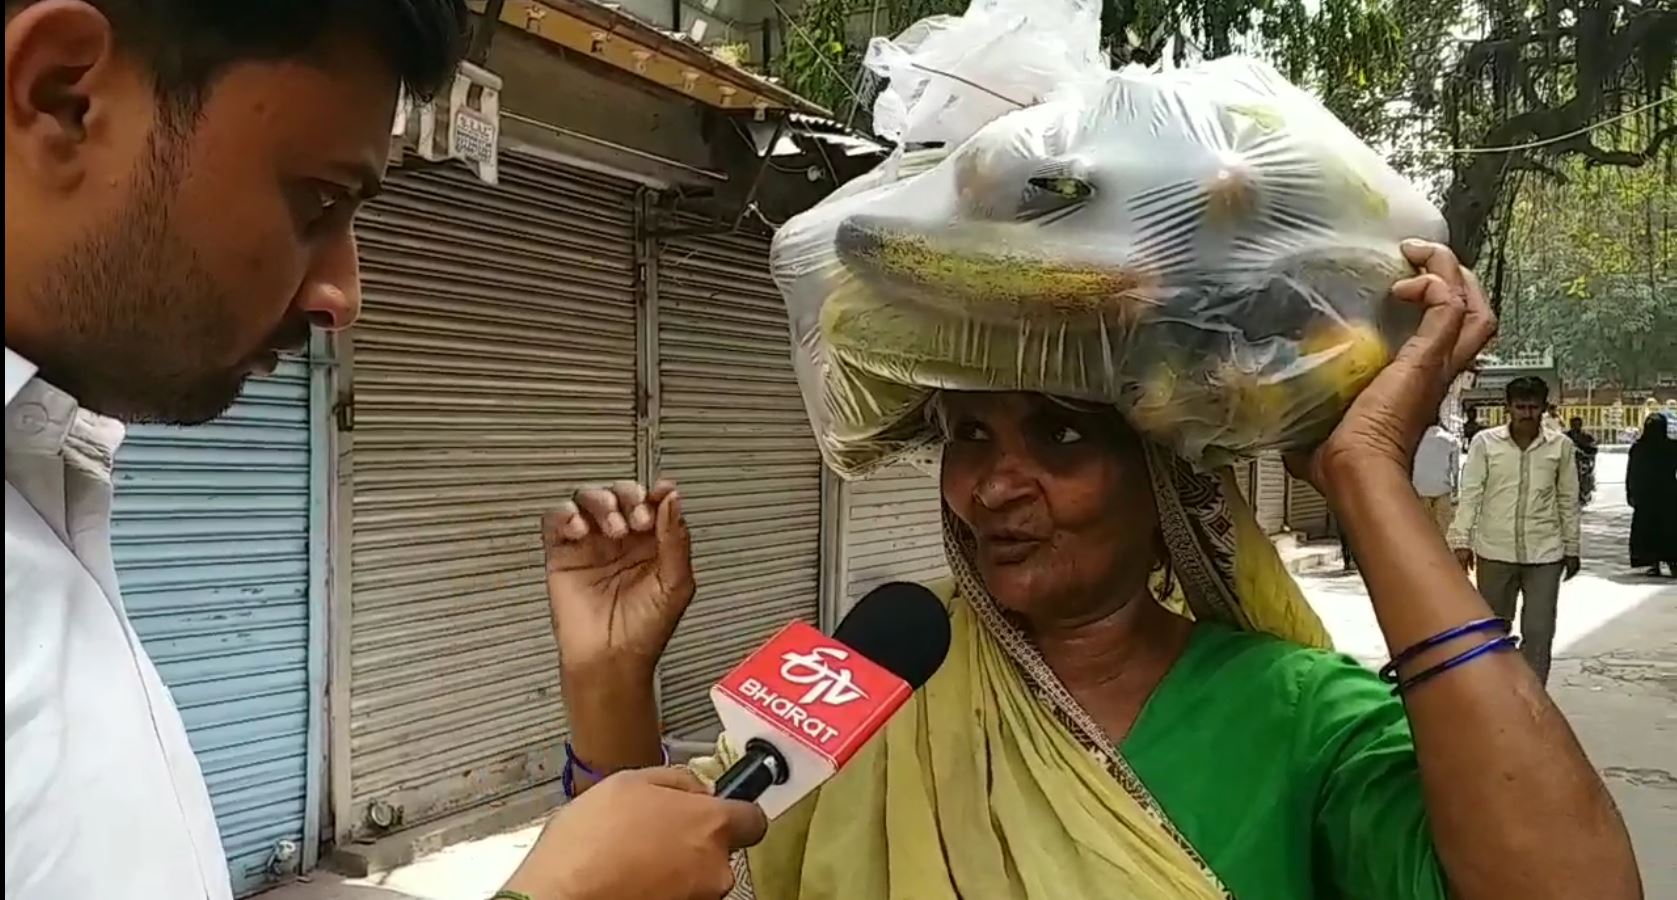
[712,737,791,802]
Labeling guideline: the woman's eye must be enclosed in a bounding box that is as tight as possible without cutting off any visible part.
[953,421,990,442]
[1051,425,1084,445]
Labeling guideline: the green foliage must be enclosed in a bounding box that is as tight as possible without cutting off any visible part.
[1494,149,1677,388]
[774,0,1418,136]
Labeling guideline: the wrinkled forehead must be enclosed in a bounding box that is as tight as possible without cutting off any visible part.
[929,391,1133,436]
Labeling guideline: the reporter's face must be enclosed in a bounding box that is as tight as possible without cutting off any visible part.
[5,8,396,423]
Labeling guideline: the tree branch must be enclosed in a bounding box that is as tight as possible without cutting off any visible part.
[1557,134,1648,167]
[1511,154,1570,183]
[1645,123,1676,159]
[1550,122,1677,169]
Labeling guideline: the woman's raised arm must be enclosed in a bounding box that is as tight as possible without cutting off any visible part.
[1298,241,1640,900]
[541,480,694,791]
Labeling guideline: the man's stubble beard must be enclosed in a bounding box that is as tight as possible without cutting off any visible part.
[32,131,249,426]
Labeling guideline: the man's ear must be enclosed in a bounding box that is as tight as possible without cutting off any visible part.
[4,0,126,192]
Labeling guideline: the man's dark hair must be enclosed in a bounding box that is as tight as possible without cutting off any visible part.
[9,1,467,114]
[1505,376,1550,404]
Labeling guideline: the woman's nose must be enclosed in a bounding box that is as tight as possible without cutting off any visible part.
[974,460,1036,510]
[295,230,363,332]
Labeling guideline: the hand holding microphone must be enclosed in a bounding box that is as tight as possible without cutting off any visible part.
[498,765,764,900]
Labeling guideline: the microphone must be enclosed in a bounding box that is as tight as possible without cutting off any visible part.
[708,582,951,818]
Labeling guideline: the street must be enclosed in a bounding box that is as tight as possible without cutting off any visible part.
[278,451,1676,900]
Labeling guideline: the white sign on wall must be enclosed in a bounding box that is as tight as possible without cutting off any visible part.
[395,61,503,185]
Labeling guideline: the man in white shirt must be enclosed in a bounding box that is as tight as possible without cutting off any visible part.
[1448,376,1582,685]
[1411,424,1459,536]
[5,4,760,899]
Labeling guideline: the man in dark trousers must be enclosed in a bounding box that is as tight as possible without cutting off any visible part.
[1448,377,1581,684]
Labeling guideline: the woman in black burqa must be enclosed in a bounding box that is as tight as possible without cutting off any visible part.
[1627,413,1677,577]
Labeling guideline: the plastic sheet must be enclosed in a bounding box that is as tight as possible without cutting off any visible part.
[773,2,1448,478]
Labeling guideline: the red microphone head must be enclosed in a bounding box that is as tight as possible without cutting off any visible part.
[712,582,951,771]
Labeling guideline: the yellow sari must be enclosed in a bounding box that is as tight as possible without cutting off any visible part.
[702,446,1329,899]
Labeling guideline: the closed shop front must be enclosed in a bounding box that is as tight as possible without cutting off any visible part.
[342,150,640,840]
[114,359,324,895]
[1252,453,1288,534]
[1232,459,1255,510]
[652,227,824,739]
[839,464,948,619]
[1285,473,1331,538]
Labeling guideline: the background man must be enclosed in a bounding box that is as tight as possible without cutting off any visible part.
[1412,424,1459,537]
[1462,406,1485,443]
[1564,416,1599,505]
[1448,376,1581,685]
[5,3,759,898]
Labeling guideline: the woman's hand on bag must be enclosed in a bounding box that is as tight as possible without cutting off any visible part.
[1294,240,1497,494]
[542,480,695,674]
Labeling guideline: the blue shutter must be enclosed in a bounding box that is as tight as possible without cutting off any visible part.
[111,359,317,896]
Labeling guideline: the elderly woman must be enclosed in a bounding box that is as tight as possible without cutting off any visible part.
[536,244,1638,900]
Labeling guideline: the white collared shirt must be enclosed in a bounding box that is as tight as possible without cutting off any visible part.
[1448,423,1581,565]
[5,348,232,900]
[1411,425,1458,499]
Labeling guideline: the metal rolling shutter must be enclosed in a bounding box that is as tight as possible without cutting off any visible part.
[346,151,639,837]
[1285,473,1332,539]
[653,228,823,739]
[1232,460,1254,508]
[842,464,948,618]
[1253,453,1288,534]
[114,362,317,896]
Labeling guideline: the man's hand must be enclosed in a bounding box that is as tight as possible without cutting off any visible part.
[500,766,768,900]
[1454,548,1475,572]
[1563,555,1582,581]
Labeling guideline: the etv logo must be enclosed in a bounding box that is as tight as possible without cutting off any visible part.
[778,646,868,706]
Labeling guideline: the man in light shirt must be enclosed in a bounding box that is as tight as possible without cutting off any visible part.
[5,3,760,899]
[1448,376,1582,685]
[1411,424,1459,537]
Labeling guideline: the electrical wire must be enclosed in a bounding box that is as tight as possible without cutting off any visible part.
[1409,95,1675,157]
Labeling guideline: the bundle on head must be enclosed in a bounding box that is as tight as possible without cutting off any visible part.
[773,50,1446,478]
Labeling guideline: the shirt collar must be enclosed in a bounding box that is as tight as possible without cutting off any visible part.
[4,346,38,406]
[5,346,125,471]
[1488,422,1560,447]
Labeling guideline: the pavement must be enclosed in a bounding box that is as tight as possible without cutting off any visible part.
[269,452,1676,900]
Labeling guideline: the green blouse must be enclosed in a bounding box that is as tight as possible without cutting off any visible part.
[1122,624,1450,900]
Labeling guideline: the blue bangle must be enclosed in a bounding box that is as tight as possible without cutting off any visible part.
[561,741,671,799]
[1393,634,1521,695]
[1379,617,1510,684]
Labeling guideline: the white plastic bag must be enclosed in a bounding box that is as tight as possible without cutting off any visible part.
[776,3,1447,478]
[865,0,1106,147]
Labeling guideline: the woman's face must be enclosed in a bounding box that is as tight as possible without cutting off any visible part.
[939,392,1160,621]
